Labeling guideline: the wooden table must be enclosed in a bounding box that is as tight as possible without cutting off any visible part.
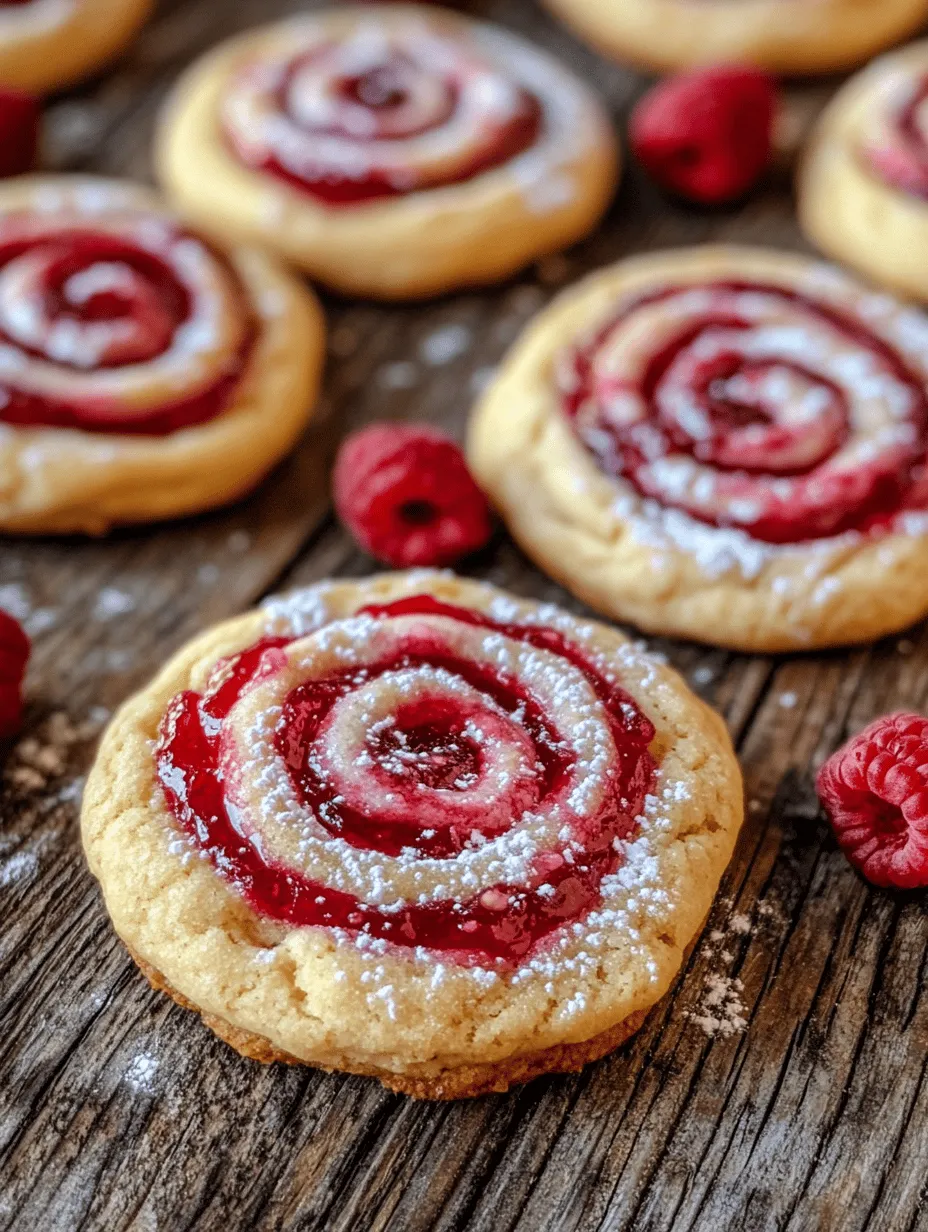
[3,2,927,1229]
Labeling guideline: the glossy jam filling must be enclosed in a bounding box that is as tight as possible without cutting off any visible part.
[225,47,541,206]
[156,597,657,965]
[0,226,253,436]
[562,280,928,544]
[865,77,928,199]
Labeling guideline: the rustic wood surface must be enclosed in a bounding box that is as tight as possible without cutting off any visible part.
[2,1,927,1229]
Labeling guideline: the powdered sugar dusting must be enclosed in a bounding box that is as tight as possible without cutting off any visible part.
[687,974,747,1038]
[123,1050,159,1094]
[158,575,699,1014]
[420,324,472,367]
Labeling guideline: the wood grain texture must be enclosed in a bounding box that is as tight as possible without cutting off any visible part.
[2,1,927,1229]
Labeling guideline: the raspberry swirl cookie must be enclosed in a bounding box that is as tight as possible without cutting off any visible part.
[0,0,153,92]
[0,176,324,535]
[469,246,928,652]
[81,572,742,1099]
[155,5,617,300]
[541,0,928,75]
[800,42,928,300]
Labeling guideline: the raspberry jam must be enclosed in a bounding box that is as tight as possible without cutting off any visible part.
[0,219,253,435]
[865,77,928,199]
[562,280,928,543]
[222,37,541,206]
[156,597,657,965]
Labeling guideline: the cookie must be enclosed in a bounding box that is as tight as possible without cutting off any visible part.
[541,0,928,75]
[0,176,325,535]
[154,4,618,301]
[799,41,928,300]
[81,571,743,1099]
[0,0,153,93]
[468,246,928,652]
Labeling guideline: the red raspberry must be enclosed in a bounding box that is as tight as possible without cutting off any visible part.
[630,66,777,205]
[0,88,39,179]
[333,424,492,568]
[0,610,30,740]
[817,713,928,889]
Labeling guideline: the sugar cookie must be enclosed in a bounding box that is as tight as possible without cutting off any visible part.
[469,246,928,651]
[81,571,743,1098]
[0,176,324,535]
[155,5,618,300]
[541,0,928,75]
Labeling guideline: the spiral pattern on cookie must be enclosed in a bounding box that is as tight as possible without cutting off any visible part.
[0,206,253,434]
[560,279,928,543]
[220,16,541,204]
[155,594,656,966]
[863,72,928,199]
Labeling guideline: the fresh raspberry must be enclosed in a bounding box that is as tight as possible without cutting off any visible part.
[0,88,39,179]
[333,424,492,568]
[0,610,30,740]
[630,66,777,205]
[817,713,928,889]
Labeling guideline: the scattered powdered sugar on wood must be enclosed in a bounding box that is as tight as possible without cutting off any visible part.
[123,1050,160,1094]
[43,102,107,165]
[0,848,40,888]
[93,587,136,621]
[470,366,497,396]
[686,901,781,1038]
[688,974,748,1039]
[197,563,220,586]
[378,360,418,390]
[0,581,57,636]
[419,324,472,366]
[227,530,252,554]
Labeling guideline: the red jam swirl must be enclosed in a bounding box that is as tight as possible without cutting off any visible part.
[561,280,928,544]
[865,77,928,199]
[221,31,541,206]
[155,596,656,965]
[0,215,254,435]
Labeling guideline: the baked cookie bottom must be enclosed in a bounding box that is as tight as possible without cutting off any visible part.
[132,951,651,1100]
